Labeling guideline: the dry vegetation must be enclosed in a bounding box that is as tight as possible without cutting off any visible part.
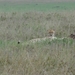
[0,11,75,75]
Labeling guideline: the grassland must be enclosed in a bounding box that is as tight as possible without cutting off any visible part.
[0,1,75,75]
[0,2,75,12]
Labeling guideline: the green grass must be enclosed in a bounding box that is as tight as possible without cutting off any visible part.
[0,2,75,74]
[0,2,75,12]
[0,37,75,75]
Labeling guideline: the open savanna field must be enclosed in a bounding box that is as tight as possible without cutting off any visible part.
[0,1,75,75]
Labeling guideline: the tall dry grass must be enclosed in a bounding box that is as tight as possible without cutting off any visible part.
[0,11,75,75]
